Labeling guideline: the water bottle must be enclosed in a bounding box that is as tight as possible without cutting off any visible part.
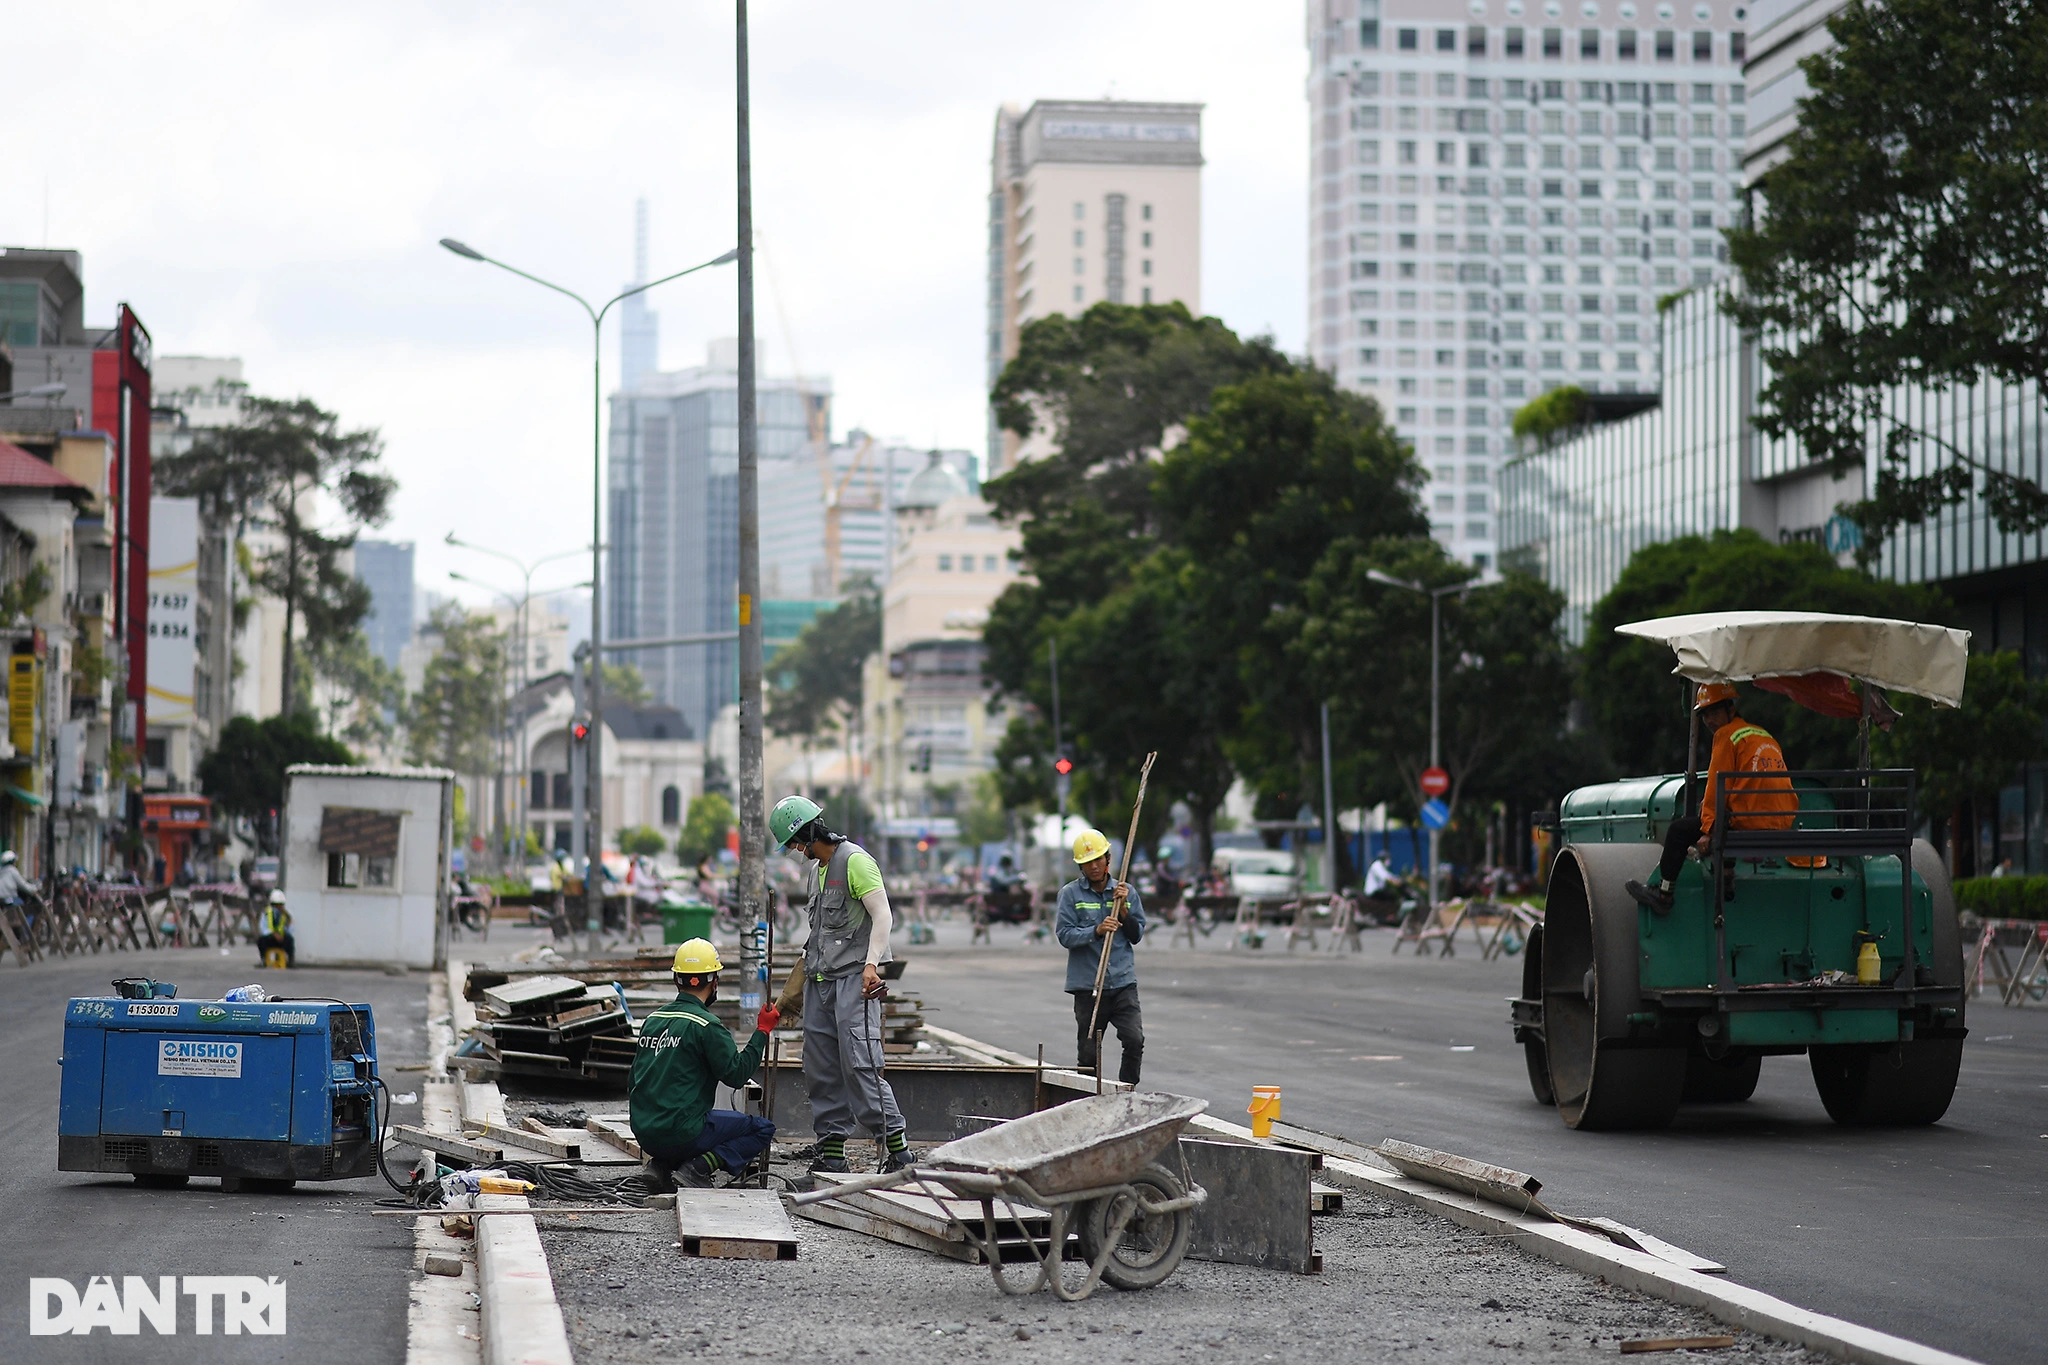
[220,984,268,1004]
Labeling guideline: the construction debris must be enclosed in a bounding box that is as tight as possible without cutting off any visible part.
[791,1172,1074,1266]
[675,1187,799,1260]
[468,974,637,1084]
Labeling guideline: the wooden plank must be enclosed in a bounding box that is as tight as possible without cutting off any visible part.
[792,1197,981,1263]
[1373,1138,1542,1214]
[482,975,587,1015]
[675,1187,798,1260]
[389,1123,504,1166]
[812,1173,1050,1243]
[1620,1336,1736,1354]
[586,1115,642,1160]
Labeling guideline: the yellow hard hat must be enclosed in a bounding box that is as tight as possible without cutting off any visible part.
[671,938,723,975]
[1072,828,1111,864]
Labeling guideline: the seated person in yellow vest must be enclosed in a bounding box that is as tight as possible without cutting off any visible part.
[1627,683,1801,912]
[255,890,295,968]
[629,939,780,1189]
[770,794,909,1181]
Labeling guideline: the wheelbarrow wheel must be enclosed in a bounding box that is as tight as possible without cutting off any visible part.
[1075,1162,1192,1291]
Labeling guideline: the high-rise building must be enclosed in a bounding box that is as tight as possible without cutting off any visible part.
[1306,0,1749,569]
[987,99,1204,475]
[759,431,972,602]
[607,338,828,741]
[619,198,660,393]
[353,539,415,670]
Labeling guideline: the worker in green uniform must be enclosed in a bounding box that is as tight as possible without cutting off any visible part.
[628,938,781,1189]
[770,795,910,1181]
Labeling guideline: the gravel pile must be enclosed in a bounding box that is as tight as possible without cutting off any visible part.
[537,1168,1835,1364]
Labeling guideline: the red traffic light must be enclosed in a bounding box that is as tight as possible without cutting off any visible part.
[1053,756,1073,776]
[571,722,590,742]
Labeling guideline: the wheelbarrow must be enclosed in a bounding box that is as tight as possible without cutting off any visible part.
[790,1091,1209,1301]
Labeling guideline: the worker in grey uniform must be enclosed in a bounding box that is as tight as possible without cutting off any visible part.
[770,794,909,1180]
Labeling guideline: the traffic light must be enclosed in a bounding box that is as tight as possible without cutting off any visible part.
[1053,751,1074,777]
[571,721,590,744]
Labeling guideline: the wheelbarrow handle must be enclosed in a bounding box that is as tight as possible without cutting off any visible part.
[789,1167,924,1206]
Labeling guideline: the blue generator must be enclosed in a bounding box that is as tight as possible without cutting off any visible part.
[58,991,383,1188]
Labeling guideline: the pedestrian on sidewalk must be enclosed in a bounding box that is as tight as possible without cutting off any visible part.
[1057,828,1147,1085]
[629,938,779,1189]
[770,794,911,1182]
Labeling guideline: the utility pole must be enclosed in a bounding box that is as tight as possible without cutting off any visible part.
[734,0,767,932]
[1049,638,1067,831]
[1320,701,1338,897]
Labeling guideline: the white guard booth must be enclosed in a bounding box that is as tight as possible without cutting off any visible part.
[281,764,455,970]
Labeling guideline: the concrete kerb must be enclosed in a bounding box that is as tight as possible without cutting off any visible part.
[1198,1103,1981,1365]
[405,961,574,1365]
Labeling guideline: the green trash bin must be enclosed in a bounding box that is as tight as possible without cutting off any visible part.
[661,898,715,945]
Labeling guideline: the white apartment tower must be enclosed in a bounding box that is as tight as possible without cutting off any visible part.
[1307,0,1750,568]
[987,99,1204,476]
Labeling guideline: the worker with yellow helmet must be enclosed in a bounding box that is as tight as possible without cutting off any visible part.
[1055,827,1148,1084]
[627,938,781,1189]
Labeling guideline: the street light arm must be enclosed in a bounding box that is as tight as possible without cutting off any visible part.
[595,248,740,325]
[1365,568,1426,594]
[441,239,598,322]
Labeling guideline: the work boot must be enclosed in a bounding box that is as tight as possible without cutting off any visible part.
[1624,878,1674,913]
[640,1161,677,1195]
[674,1155,717,1189]
[807,1154,851,1179]
[878,1146,915,1174]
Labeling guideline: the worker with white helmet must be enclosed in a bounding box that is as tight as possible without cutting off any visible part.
[255,889,295,968]
[1056,828,1148,1085]
[769,794,909,1182]
[629,938,780,1189]
[0,850,35,922]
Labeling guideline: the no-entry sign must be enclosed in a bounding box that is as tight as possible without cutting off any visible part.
[1419,766,1450,798]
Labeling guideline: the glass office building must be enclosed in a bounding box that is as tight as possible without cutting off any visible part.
[1500,289,2048,873]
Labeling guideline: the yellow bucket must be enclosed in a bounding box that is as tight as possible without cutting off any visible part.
[1247,1085,1282,1138]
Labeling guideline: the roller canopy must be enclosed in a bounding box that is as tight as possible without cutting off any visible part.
[1614,610,1971,708]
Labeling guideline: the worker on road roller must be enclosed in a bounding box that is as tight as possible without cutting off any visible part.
[629,938,779,1189]
[1626,682,1799,912]
[770,794,911,1181]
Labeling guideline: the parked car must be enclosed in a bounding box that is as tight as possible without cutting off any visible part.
[248,856,279,895]
[1211,847,1302,905]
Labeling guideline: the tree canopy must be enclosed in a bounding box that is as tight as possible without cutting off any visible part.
[198,713,352,847]
[405,603,505,776]
[157,395,396,713]
[1580,530,1948,776]
[1876,651,2048,831]
[767,578,880,744]
[1723,0,2048,558]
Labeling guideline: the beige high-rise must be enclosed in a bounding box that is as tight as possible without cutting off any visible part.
[987,99,1205,476]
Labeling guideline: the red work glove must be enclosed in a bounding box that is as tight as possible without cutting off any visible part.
[755,1004,781,1034]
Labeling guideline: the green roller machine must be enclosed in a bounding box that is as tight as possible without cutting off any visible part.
[1510,611,1972,1130]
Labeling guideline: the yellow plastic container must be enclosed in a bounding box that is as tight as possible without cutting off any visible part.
[1247,1085,1282,1138]
[1856,939,1882,985]
[477,1176,537,1196]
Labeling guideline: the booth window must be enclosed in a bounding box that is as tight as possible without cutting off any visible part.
[321,807,403,890]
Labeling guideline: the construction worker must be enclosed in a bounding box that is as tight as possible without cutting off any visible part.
[629,938,780,1189]
[255,890,295,967]
[769,794,910,1180]
[1627,682,1799,911]
[1056,828,1147,1085]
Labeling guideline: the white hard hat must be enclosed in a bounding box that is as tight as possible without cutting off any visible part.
[1,851,16,865]
[269,889,287,905]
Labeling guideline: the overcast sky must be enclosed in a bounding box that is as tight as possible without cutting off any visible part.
[5,2,1308,609]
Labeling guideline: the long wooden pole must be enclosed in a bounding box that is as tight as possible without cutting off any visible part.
[1086,752,1157,1061]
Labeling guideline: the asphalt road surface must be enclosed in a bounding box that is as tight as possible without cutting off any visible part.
[2,947,432,1364]
[896,919,2048,1365]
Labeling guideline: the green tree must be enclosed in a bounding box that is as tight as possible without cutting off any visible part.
[198,713,353,851]
[307,629,405,752]
[1876,651,2048,866]
[1723,0,2048,559]
[1509,385,1592,452]
[677,791,735,863]
[406,603,506,775]
[617,825,668,857]
[601,663,653,706]
[1580,531,1948,776]
[156,396,395,714]
[768,579,880,744]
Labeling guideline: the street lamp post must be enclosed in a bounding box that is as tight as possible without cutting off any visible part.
[1366,568,1488,911]
[439,236,735,942]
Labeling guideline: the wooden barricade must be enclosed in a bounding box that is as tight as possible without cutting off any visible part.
[1482,903,1543,960]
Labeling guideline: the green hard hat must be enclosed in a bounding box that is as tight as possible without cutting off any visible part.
[770,794,824,849]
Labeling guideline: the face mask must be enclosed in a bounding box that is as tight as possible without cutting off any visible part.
[704,981,719,1004]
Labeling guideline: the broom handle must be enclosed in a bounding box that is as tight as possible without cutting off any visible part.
[1087,752,1157,1043]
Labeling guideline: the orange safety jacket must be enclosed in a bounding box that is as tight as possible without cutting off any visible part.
[1698,716,1799,835]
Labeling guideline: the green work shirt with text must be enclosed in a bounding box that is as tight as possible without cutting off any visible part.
[628,993,767,1152]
